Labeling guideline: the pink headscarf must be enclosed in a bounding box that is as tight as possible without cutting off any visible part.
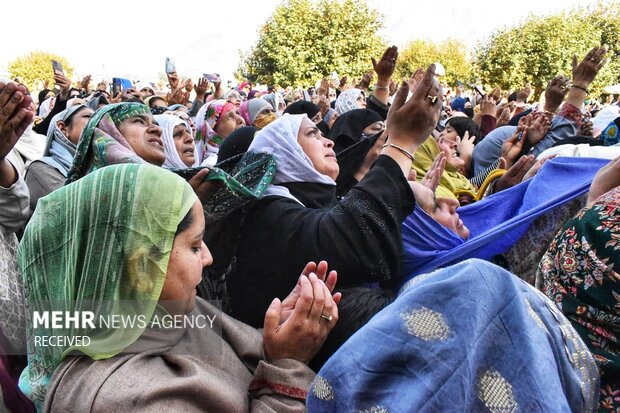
[195,99,237,166]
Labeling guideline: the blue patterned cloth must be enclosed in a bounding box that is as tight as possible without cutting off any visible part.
[307,259,599,413]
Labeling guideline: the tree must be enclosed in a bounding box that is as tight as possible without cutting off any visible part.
[8,51,74,92]
[236,0,386,87]
[396,38,473,88]
[474,2,620,98]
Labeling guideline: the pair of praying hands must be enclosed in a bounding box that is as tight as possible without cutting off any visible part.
[263,261,340,364]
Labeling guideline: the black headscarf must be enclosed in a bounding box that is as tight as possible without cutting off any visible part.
[284,101,320,118]
[37,89,52,115]
[217,126,259,163]
[334,131,382,197]
[328,109,382,154]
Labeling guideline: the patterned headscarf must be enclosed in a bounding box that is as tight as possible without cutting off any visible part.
[154,114,199,169]
[599,117,620,146]
[538,186,620,410]
[195,99,237,166]
[18,164,197,409]
[335,88,364,116]
[66,103,152,183]
[247,113,335,203]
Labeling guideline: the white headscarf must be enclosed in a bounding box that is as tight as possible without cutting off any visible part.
[154,114,199,169]
[38,96,55,119]
[247,113,335,204]
[335,88,364,116]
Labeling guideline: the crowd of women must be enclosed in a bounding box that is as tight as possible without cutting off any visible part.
[0,43,619,412]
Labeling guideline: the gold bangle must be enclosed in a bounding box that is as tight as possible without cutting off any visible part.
[374,83,389,90]
[382,143,414,161]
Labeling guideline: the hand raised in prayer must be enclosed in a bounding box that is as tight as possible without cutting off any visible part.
[338,75,348,90]
[496,106,512,127]
[194,77,210,101]
[479,95,496,117]
[500,126,526,167]
[279,261,341,324]
[572,46,607,88]
[184,78,193,93]
[544,75,570,114]
[420,152,446,193]
[490,87,502,104]
[522,154,556,182]
[386,64,443,147]
[407,68,424,93]
[0,82,33,162]
[516,83,532,103]
[372,45,398,83]
[167,71,180,91]
[493,155,536,193]
[356,71,373,90]
[588,156,620,203]
[263,271,339,364]
[525,112,550,146]
[80,74,92,93]
[96,80,107,92]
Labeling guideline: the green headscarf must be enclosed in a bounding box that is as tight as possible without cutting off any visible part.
[66,103,152,184]
[18,163,197,409]
[413,137,475,200]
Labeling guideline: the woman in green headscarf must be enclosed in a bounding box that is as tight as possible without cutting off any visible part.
[19,163,339,412]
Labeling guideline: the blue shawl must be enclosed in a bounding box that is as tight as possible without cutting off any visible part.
[38,105,87,177]
[401,157,608,284]
[307,259,599,412]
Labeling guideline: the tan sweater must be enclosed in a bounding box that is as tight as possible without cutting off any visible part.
[44,299,315,412]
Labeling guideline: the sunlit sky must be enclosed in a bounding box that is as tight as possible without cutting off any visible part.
[0,0,611,84]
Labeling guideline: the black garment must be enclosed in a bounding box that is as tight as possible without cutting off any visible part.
[316,120,330,136]
[283,101,320,118]
[33,97,67,136]
[217,126,259,163]
[221,155,415,327]
[508,108,533,126]
[334,132,381,197]
[328,109,382,154]
[367,94,390,120]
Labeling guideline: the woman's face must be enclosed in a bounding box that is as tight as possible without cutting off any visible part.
[160,201,212,314]
[60,107,94,145]
[173,123,196,167]
[215,109,245,138]
[356,93,366,109]
[297,117,339,180]
[410,182,470,239]
[117,113,166,165]
[437,124,465,171]
[362,120,385,137]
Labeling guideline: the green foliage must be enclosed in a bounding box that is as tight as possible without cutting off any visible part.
[8,51,73,92]
[236,0,386,87]
[474,2,620,98]
[396,38,473,88]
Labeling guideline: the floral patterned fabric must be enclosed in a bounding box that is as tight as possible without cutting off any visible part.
[538,186,620,412]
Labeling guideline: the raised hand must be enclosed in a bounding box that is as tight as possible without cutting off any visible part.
[386,64,443,147]
[421,152,446,192]
[279,261,341,324]
[0,82,35,187]
[500,126,526,167]
[356,71,373,90]
[572,46,607,89]
[525,112,550,146]
[167,72,180,91]
[544,75,570,114]
[493,155,537,193]
[496,106,512,127]
[194,77,210,101]
[407,68,424,93]
[372,45,398,83]
[80,74,92,94]
[263,272,339,364]
[479,95,496,117]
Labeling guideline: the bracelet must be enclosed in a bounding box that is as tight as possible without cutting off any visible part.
[374,84,389,90]
[571,85,589,94]
[382,143,414,161]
